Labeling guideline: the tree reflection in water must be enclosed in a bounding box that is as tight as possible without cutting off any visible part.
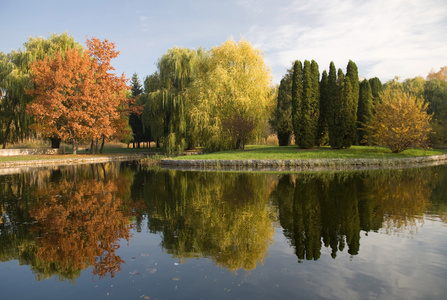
[1,163,445,282]
[271,169,434,261]
[132,169,277,272]
[0,163,135,282]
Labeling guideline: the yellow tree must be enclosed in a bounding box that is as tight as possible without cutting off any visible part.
[188,38,273,151]
[364,88,432,153]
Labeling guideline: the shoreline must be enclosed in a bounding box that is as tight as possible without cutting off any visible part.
[161,154,447,172]
[2,153,447,175]
[0,154,146,175]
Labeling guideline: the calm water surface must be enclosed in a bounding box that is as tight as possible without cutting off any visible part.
[1,162,447,300]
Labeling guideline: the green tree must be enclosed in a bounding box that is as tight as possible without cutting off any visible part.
[326,62,340,148]
[188,39,273,151]
[316,70,329,146]
[291,60,303,146]
[341,76,355,148]
[357,79,373,144]
[346,60,359,144]
[129,73,145,148]
[270,68,293,146]
[140,47,204,154]
[368,77,383,104]
[403,76,425,99]
[0,33,82,149]
[423,79,447,144]
[297,60,320,148]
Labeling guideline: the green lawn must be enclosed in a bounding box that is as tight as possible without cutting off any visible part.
[2,144,446,163]
[174,145,447,160]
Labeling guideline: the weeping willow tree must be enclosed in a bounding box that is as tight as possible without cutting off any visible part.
[0,33,83,148]
[140,47,206,154]
[187,38,273,151]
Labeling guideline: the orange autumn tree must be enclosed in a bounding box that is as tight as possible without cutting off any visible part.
[27,38,130,154]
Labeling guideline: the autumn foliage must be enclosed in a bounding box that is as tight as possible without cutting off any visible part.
[30,179,133,279]
[364,88,432,153]
[27,38,130,153]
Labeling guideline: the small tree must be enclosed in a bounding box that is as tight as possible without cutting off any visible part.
[364,89,432,153]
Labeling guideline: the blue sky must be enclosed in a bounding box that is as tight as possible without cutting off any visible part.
[1,0,446,84]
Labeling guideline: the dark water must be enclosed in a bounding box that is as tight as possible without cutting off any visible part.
[1,162,447,300]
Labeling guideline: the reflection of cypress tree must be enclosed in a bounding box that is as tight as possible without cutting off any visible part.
[274,172,362,260]
[271,175,295,241]
[293,177,322,261]
[324,174,360,256]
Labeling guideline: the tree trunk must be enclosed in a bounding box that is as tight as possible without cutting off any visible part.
[99,136,105,153]
[90,139,95,154]
[2,119,13,149]
[72,139,77,155]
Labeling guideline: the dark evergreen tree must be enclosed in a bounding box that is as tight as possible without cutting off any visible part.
[317,70,329,146]
[346,61,359,144]
[327,62,342,148]
[329,68,346,149]
[131,73,143,97]
[299,60,314,148]
[357,79,373,145]
[291,60,303,146]
[341,77,354,149]
[368,77,383,104]
[129,73,146,148]
[310,60,320,144]
[298,60,320,148]
[270,68,293,146]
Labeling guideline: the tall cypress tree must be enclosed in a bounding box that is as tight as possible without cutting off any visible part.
[317,70,329,146]
[327,62,341,148]
[299,60,313,148]
[341,77,354,148]
[310,60,320,144]
[357,79,373,145]
[368,77,383,104]
[291,60,303,146]
[271,68,293,146]
[346,60,359,144]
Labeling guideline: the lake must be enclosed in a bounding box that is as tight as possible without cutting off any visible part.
[1,161,447,299]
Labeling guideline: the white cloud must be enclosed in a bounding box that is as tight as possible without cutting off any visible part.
[244,0,447,82]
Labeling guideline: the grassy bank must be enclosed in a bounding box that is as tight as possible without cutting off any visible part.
[174,145,447,160]
[0,143,164,163]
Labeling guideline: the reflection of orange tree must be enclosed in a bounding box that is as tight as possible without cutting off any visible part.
[30,179,133,279]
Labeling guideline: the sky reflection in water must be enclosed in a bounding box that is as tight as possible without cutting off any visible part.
[1,162,446,299]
